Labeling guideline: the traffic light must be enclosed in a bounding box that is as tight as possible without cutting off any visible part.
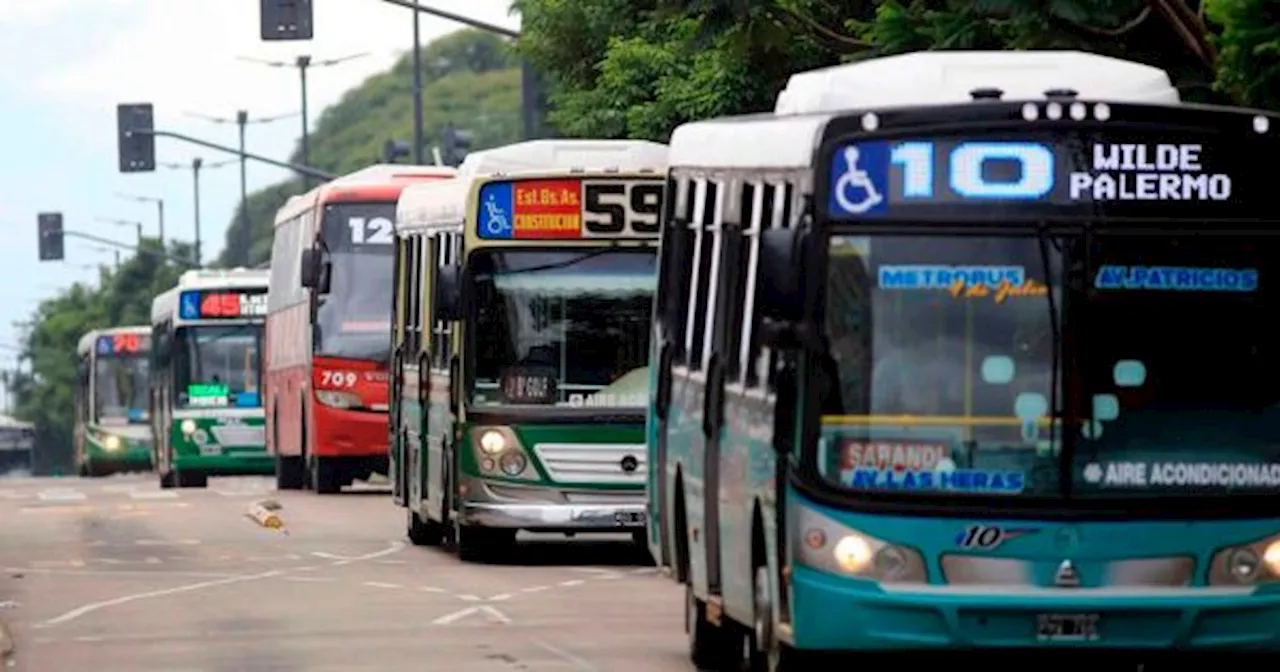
[37,213,64,261]
[260,0,313,40]
[117,103,155,173]
[441,124,473,168]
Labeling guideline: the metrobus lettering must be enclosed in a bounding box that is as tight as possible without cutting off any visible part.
[878,265,1024,290]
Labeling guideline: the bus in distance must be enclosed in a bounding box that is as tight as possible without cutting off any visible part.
[648,49,1280,667]
[74,326,153,476]
[266,164,456,494]
[0,416,35,476]
[150,268,270,488]
[392,140,667,561]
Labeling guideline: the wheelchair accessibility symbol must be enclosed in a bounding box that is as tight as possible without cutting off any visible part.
[484,193,511,236]
[828,143,889,217]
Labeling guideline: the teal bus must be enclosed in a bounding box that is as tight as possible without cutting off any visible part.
[74,326,153,476]
[648,50,1280,667]
[150,269,271,488]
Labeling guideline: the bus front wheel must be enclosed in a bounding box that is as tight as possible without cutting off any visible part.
[455,524,514,562]
[406,509,446,546]
[686,583,732,670]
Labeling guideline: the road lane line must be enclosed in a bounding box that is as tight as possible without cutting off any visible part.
[325,542,407,566]
[37,490,86,502]
[128,491,178,500]
[458,594,481,602]
[558,580,585,587]
[432,607,478,625]
[362,581,402,589]
[283,576,334,583]
[488,594,511,602]
[480,606,510,624]
[529,637,599,671]
[418,586,446,593]
[521,586,549,593]
[6,567,241,579]
[35,570,282,628]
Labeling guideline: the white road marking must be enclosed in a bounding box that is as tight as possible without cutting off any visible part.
[324,542,406,566]
[309,552,346,560]
[100,484,140,493]
[7,567,241,579]
[430,605,511,625]
[418,586,446,593]
[530,637,599,671]
[37,490,86,502]
[36,569,284,627]
[128,491,177,500]
[558,580,585,587]
[458,594,481,602]
[362,581,402,589]
[488,594,511,602]
[243,554,302,561]
[521,586,549,593]
[283,576,334,583]
[629,568,658,575]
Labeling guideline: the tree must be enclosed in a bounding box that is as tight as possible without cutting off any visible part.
[514,0,1279,142]
[216,29,526,268]
[8,239,192,475]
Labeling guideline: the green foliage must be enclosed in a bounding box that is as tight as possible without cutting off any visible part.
[517,0,1278,140]
[217,29,526,267]
[9,240,193,474]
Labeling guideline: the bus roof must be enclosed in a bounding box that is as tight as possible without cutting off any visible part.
[151,267,270,324]
[671,50,1179,169]
[396,139,669,235]
[76,325,150,356]
[275,163,458,227]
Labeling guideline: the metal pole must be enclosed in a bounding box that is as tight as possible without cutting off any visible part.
[192,157,203,267]
[114,250,121,269]
[135,223,142,245]
[238,110,250,266]
[298,55,311,186]
[412,14,424,164]
[156,200,165,246]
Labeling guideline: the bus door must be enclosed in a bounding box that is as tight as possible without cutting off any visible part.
[423,232,453,522]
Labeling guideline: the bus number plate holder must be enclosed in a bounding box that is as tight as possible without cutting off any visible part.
[1036,613,1099,642]
[615,511,645,525]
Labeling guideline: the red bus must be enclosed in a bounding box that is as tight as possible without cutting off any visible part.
[265,164,456,493]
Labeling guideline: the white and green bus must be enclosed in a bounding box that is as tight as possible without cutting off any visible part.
[74,326,153,476]
[150,268,270,488]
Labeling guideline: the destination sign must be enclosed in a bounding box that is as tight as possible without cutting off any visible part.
[476,178,664,240]
[96,332,151,356]
[824,124,1272,222]
[179,289,268,320]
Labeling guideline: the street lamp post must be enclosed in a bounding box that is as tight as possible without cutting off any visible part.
[236,52,368,185]
[159,157,235,267]
[94,217,143,245]
[114,193,165,246]
[186,110,296,265]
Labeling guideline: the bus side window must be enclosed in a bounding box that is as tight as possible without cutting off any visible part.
[746,182,791,390]
[686,179,720,372]
[391,234,407,355]
[658,178,696,359]
[728,181,765,383]
[408,235,424,355]
[429,232,456,370]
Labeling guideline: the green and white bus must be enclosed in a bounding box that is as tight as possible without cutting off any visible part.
[150,268,270,488]
[74,326,153,476]
[391,139,667,560]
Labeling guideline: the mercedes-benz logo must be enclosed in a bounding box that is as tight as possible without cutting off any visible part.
[620,455,639,473]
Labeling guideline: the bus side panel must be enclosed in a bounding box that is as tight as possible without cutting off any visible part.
[718,388,779,624]
[266,303,310,459]
[669,369,711,597]
[424,370,452,522]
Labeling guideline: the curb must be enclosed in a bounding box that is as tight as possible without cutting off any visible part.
[246,499,284,530]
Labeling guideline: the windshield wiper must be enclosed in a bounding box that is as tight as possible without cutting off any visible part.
[480,248,618,279]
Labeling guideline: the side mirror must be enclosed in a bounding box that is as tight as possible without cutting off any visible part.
[435,264,462,321]
[317,259,332,295]
[756,228,805,322]
[300,248,319,288]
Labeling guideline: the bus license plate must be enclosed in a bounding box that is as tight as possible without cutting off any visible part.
[1036,613,1099,642]
[615,511,645,525]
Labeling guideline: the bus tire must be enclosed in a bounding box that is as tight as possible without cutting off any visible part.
[310,457,342,494]
[275,455,304,490]
[175,470,207,488]
[686,583,731,670]
[77,462,88,478]
[159,469,176,489]
[455,525,514,563]
[407,509,445,546]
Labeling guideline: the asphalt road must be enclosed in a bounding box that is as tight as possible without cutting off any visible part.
[0,473,690,671]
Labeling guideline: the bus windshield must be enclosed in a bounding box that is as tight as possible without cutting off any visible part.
[816,234,1064,499]
[1074,234,1280,498]
[469,249,655,408]
[94,353,150,424]
[174,324,263,409]
[315,202,396,363]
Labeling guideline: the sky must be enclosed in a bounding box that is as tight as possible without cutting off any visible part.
[0,0,519,361]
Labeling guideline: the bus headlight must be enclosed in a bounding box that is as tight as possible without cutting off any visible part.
[181,419,197,435]
[499,452,527,476]
[104,435,122,452]
[1211,536,1280,585]
[794,506,926,583]
[316,390,360,409]
[479,431,506,455]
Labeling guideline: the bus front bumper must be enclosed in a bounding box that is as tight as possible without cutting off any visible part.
[789,564,1280,652]
[458,501,646,531]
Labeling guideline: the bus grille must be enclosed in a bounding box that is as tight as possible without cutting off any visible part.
[210,425,266,447]
[530,443,647,485]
